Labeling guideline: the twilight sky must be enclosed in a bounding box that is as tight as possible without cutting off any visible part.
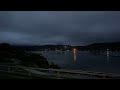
[0,11,120,45]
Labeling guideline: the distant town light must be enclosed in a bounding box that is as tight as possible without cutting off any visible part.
[73,48,77,52]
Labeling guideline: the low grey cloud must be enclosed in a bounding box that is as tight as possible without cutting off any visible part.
[0,11,120,45]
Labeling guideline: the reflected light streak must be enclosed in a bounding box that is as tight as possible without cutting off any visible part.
[107,49,110,62]
[73,48,77,64]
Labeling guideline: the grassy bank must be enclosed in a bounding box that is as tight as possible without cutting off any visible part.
[0,71,58,79]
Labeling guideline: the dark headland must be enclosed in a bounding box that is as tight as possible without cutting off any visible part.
[0,43,60,69]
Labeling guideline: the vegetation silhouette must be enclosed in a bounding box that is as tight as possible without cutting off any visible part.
[0,43,60,69]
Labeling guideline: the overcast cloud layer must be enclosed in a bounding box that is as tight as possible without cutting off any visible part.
[0,11,120,45]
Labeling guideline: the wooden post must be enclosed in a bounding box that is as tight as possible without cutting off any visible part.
[28,68,32,77]
[8,66,10,72]
[57,71,60,78]
[103,75,106,79]
[48,68,51,77]
[12,67,14,72]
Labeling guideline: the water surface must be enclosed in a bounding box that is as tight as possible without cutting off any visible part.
[31,51,120,74]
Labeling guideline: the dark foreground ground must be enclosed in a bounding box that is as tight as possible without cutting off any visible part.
[0,71,55,79]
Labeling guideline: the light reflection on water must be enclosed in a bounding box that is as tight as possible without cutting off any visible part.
[73,48,77,64]
[107,50,110,62]
[31,50,120,74]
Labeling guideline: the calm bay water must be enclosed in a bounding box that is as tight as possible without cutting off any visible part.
[31,51,120,74]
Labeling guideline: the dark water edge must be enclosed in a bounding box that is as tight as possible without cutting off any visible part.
[31,51,120,74]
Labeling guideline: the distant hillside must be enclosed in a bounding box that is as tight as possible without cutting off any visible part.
[67,42,120,51]
[85,42,120,51]
[12,45,72,51]
[9,42,120,51]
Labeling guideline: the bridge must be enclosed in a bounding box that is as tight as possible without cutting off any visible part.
[0,65,120,79]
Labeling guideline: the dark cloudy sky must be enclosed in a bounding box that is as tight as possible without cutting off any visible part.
[0,11,120,45]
